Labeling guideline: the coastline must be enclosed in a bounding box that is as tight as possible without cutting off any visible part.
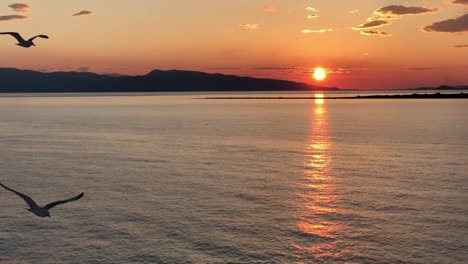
[204,92,468,100]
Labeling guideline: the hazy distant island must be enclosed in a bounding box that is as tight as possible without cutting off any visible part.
[205,93,468,100]
[354,93,468,99]
[0,68,330,93]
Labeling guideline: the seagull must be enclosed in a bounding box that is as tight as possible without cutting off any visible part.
[0,32,49,48]
[1,183,83,218]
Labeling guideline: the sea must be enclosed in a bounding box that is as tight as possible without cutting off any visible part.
[0,90,467,263]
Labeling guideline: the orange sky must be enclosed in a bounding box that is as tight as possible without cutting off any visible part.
[0,0,467,89]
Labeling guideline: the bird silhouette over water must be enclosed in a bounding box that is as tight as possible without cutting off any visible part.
[0,32,49,48]
[0,183,83,218]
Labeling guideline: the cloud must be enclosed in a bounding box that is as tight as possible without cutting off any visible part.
[77,67,90,72]
[254,67,298,70]
[306,7,318,12]
[239,24,259,30]
[454,44,468,48]
[307,14,318,19]
[349,9,359,15]
[328,68,352,74]
[301,29,333,33]
[8,3,30,12]
[262,5,277,13]
[408,67,433,71]
[208,67,242,70]
[375,5,438,18]
[367,16,396,21]
[0,15,27,21]
[450,0,468,5]
[360,30,391,37]
[423,14,468,33]
[353,20,390,30]
[73,10,93,17]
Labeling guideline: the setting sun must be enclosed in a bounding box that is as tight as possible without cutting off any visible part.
[313,68,327,81]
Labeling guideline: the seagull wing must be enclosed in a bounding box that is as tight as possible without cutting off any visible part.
[0,32,26,43]
[27,35,49,42]
[0,183,39,209]
[44,193,84,210]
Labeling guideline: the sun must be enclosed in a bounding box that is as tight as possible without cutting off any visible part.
[313,67,327,81]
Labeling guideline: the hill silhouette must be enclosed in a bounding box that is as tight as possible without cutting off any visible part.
[0,68,332,93]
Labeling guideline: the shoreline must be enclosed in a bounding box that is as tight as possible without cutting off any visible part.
[204,93,468,100]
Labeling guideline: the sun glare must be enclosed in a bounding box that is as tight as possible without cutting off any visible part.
[313,67,327,81]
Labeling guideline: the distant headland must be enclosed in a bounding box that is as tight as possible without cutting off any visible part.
[205,93,468,100]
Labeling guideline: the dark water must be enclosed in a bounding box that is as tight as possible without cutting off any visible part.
[0,93,467,263]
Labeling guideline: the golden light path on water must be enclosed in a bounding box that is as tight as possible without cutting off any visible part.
[291,94,345,260]
[315,93,325,105]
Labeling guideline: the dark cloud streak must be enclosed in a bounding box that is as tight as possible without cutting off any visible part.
[360,30,391,37]
[73,11,93,17]
[0,15,27,21]
[375,5,438,17]
[451,0,468,5]
[353,20,390,30]
[8,3,30,12]
[423,14,468,33]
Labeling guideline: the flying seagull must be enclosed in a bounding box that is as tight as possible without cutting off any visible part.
[0,32,49,48]
[1,183,83,218]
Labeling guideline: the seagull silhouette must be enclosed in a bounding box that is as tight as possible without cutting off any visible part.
[0,32,49,48]
[1,183,83,218]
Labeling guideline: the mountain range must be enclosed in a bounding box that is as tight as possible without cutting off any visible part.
[0,68,331,93]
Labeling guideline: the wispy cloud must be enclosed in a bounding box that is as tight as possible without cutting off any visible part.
[408,67,434,71]
[8,3,30,12]
[239,24,259,30]
[73,10,93,17]
[375,5,438,18]
[207,67,242,70]
[0,15,27,21]
[450,0,468,5]
[353,20,390,30]
[77,67,90,72]
[307,14,318,19]
[262,5,277,13]
[301,29,333,33]
[360,30,391,37]
[254,67,298,70]
[423,14,468,33]
[349,9,359,15]
[306,7,318,12]
[454,44,468,48]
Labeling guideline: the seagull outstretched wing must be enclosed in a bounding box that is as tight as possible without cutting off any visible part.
[0,32,26,43]
[0,183,39,210]
[28,35,49,42]
[44,193,84,210]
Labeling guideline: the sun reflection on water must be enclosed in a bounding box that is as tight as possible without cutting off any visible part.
[315,93,325,105]
[292,98,344,259]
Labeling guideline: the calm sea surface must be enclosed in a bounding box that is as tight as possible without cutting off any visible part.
[0,92,467,263]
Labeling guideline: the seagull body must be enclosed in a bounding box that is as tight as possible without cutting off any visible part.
[0,183,83,218]
[0,32,49,48]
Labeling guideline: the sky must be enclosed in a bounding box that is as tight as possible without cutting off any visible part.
[0,0,467,89]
